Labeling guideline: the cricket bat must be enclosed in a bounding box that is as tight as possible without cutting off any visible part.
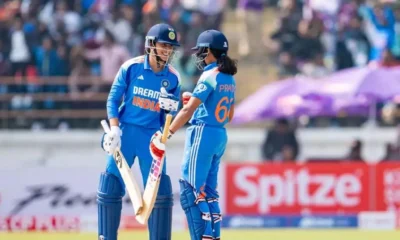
[101,120,144,215]
[136,113,173,224]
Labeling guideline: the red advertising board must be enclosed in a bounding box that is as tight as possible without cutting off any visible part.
[0,216,80,232]
[225,163,371,215]
[375,162,400,212]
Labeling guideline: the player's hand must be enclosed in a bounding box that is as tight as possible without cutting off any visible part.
[159,87,179,112]
[149,131,166,161]
[182,92,192,105]
[102,126,122,155]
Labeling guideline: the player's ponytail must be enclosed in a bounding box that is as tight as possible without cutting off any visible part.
[211,49,238,76]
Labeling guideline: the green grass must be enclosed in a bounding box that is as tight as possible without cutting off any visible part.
[1,229,400,240]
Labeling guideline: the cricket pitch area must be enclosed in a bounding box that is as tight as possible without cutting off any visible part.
[1,229,400,240]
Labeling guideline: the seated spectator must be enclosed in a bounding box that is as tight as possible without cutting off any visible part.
[261,118,299,161]
[346,139,364,161]
[382,143,400,161]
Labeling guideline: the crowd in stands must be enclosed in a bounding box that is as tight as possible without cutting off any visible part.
[0,0,230,94]
[268,0,400,79]
[0,0,400,131]
[0,0,231,128]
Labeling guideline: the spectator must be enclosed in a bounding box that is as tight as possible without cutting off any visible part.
[261,118,299,161]
[34,36,60,77]
[0,39,10,76]
[84,30,130,94]
[364,3,395,61]
[345,14,371,67]
[9,16,31,80]
[237,0,266,62]
[382,143,400,161]
[104,6,132,46]
[346,139,364,161]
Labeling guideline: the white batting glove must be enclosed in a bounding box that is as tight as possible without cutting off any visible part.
[149,130,166,161]
[102,126,122,155]
[159,87,179,112]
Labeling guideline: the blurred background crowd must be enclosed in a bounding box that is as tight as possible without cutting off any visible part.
[1,0,400,162]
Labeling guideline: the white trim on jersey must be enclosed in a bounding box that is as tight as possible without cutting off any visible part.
[189,123,205,187]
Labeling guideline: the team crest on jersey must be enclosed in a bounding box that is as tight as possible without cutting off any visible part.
[194,83,207,94]
[161,79,170,88]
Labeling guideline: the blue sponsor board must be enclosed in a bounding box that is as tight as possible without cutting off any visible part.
[222,215,358,229]
[290,215,358,228]
[222,215,287,228]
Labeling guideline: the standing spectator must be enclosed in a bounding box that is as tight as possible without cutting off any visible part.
[364,3,395,61]
[34,36,60,77]
[336,14,371,70]
[84,30,130,95]
[261,118,299,161]
[9,16,31,80]
[104,6,132,47]
[237,0,265,62]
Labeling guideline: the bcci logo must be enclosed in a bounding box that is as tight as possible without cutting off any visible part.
[168,31,176,40]
[161,79,170,88]
[99,235,105,240]
[194,83,207,94]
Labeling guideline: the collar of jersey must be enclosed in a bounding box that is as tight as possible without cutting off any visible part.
[204,62,217,71]
[144,55,168,76]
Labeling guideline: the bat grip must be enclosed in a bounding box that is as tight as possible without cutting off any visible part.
[161,114,172,144]
[101,120,111,133]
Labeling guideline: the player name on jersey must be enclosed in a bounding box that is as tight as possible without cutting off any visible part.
[219,84,236,92]
[132,86,161,112]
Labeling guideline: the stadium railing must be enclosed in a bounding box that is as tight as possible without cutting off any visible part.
[0,76,111,129]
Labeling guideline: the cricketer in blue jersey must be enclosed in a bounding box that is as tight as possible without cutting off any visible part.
[150,30,237,240]
[98,23,181,240]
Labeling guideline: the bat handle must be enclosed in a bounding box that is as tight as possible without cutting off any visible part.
[161,114,172,144]
[101,120,111,133]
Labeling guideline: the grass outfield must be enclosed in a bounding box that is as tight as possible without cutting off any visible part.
[1,229,400,240]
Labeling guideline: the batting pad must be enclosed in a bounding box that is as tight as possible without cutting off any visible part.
[179,179,209,240]
[148,174,173,240]
[97,172,124,240]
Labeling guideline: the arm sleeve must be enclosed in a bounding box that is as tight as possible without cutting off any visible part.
[106,65,129,119]
[192,80,214,103]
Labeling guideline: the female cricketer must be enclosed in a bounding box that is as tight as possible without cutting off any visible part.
[150,29,237,240]
[99,23,181,240]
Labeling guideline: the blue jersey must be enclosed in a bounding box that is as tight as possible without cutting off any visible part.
[107,55,181,129]
[190,62,236,127]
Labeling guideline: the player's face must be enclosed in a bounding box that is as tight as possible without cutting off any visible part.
[154,42,174,62]
[192,47,209,70]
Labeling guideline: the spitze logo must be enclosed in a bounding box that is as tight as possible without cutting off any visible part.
[226,163,369,215]
[194,83,207,94]
[161,79,170,88]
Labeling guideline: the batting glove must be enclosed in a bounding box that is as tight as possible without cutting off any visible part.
[149,130,165,161]
[159,87,179,112]
[102,126,122,155]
